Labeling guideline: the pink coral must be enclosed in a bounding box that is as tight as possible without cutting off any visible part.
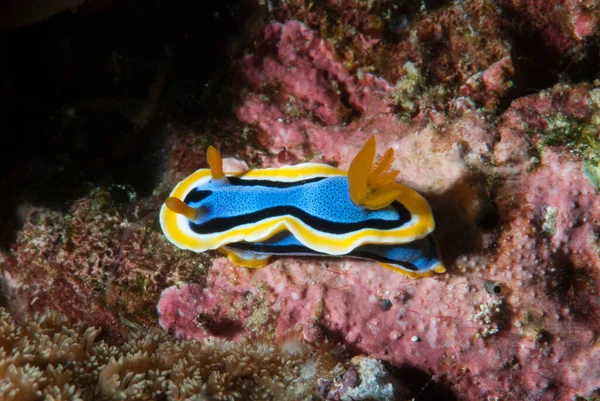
[460,56,515,109]
[158,283,250,340]
[236,20,395,161]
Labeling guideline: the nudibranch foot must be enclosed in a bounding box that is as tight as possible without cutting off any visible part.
[218,246,271,268]
[222,231,445,278]
[348,135,406,210]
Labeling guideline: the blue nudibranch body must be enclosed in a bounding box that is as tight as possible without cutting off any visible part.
[160,136,445,278]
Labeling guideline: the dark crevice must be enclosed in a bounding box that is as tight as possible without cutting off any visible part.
[0,0,258,249]
[197,313,244,338]
[496,6,600,112]
[387,363,458,401]
[386,0,453,34]
[545,250,600,328]
[338,81,363,124]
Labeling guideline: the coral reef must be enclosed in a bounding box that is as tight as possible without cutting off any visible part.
[2,1,600,400]
[1,307,400,401]
[2,188,206,339]
[159,18,600,401]
[497,0,598,56]
[266,0,514,112]
[316,356,397,401]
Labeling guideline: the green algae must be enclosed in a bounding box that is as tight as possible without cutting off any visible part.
[583,159,600,190]
[535,110,600,188]
[538,113,592,154]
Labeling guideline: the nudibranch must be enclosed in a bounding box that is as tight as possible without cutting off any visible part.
[160,136,445,277]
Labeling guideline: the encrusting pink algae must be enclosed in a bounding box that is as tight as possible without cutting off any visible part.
[1,0,600,400]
